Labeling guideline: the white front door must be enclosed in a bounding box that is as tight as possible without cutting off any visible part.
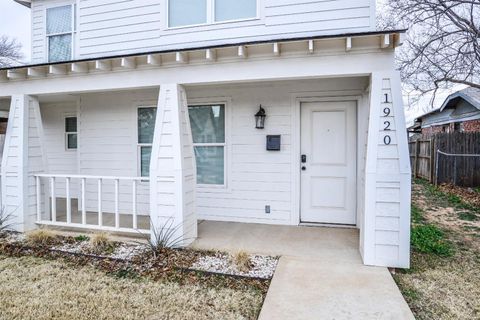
[300,101,357,225]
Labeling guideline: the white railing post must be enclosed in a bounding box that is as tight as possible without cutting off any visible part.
[114,179,120,229]
[50,177,56,222]
[98,178,102,227]
[33,174,150,235]
[132,180,137,229]
[36,176,41,221]
[81,178,86,225]
[66,177,71,224]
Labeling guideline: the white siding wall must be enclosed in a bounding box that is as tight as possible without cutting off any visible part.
[30,0,375,63]
[187,78,368,224]
[41,102,78,198]
[78,89,158,214]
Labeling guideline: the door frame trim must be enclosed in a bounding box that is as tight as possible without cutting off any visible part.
[291,93,363,227]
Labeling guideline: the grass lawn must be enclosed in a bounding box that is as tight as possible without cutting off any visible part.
[394,180,480,320]
[0,255,264,320]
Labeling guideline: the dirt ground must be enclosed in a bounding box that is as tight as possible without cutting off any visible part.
[0,255,264,320]
[394,180,480,320]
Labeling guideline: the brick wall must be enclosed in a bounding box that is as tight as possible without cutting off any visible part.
[422,119,480,135]
[463,119,480,132]
[422,125,447,136]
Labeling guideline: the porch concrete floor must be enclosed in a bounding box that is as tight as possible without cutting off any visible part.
[191,221,414,320]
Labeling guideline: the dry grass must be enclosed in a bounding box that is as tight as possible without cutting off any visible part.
[25,229,57,246]
[394,180,480,320]
[89,232,111,253]
[231,251,252,273]
[0,255,264,320]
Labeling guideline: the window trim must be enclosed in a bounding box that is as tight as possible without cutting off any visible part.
[166,0,261,29]
[188,99,230,190]
[45,3,76,63]
[64,115,78,151]
[136,105,157,178]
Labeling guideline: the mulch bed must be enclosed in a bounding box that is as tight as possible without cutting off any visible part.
[0,236,271,294]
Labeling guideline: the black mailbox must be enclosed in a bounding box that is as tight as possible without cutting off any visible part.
[266,135,281,151]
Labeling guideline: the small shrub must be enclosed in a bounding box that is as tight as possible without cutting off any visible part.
[90,233,112,253]
[0,209,14,237]
[74,235,90,242]
[142,217,187,258]
[458,212,479,222]
[411,224,453,257]
[231,251,252,273]
[26,229,57,246]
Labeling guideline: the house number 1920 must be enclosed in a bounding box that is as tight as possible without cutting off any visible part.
[382,105,392,145]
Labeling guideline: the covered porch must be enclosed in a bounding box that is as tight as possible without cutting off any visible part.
[0,30,411,268]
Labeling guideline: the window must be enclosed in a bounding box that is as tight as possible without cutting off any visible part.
[138,107,157,177]
[215,0,257,22]
[65,116,77,150]
[189,104,226,185]
[169,0,207,28]
[168,0,257,27]
[46,4,75,62]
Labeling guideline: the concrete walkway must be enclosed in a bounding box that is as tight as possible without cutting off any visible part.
[192,221,414,320]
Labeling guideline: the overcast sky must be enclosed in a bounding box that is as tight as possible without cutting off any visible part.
[0,1,460,123]
[0,1,31,62]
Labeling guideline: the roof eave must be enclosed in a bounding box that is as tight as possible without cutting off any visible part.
[13,0,31,8]
[0,29,407,71]
[439,91,480,112]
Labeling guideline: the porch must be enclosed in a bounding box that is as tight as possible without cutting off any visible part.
[9,77,373,238]
[0,30,411,268]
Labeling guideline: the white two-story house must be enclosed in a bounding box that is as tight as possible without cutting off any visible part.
[1,0,411,268]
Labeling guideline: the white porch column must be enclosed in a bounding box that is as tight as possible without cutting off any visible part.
[362,72,411,268]
[1,95,47,232]
[149,84,197,245]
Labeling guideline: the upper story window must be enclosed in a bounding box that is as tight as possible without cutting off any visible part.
[46,4,75,62]
[168,0,257,28]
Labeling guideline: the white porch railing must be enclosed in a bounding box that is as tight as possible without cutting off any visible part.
[35,174,150,235]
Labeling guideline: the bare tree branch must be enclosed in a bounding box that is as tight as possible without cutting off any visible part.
[382,0,480,95]
[0,36,23,67]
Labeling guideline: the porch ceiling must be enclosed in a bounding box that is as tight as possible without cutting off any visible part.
[0,30,406,83]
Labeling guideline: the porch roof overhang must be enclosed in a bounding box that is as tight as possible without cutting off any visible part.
[1,29,406,74]
[0,29,406,96]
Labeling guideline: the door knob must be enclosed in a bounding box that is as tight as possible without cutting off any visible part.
[302,166,306,171]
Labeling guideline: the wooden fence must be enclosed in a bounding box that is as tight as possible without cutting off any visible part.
[409,132,480,187]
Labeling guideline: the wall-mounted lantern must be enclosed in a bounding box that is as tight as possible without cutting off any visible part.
[255,105,266,129]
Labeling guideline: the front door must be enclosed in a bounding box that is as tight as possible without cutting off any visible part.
[300,101,357,225]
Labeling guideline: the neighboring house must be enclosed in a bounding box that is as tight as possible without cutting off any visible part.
[411,87,480,136]
[0,0,411,268]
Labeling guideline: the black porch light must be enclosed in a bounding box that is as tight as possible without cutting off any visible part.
[255,105,266,129]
